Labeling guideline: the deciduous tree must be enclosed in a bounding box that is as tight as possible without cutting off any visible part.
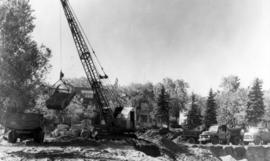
[161,78,189,121]
[216,76,248,127]
[0,0,51,112]
[220,75,240,92]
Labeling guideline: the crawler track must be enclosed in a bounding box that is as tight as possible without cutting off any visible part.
[95,133,162,157]
[125,138,161,157]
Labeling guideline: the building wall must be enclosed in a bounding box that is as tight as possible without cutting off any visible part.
[179,111,187,125]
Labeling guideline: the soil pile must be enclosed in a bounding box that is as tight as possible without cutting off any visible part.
[138,128,219,161]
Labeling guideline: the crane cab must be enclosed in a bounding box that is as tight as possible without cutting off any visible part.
[115,107,136,132]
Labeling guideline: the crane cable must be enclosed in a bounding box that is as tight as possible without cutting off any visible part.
[59,1,63,78]
[68,1,124,107]
[68,1,107,76]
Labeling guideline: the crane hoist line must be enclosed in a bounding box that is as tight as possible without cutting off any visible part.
[54,0,136,133]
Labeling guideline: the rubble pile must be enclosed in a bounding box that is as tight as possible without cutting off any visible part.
[138,129,220,161]
[50,119,94,139]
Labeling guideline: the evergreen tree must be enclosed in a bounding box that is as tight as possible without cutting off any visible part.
[156,85,170,128]
[246,78,265,125]
[186,93,202,129]
[204,89,217,128]
[0,0,51,112]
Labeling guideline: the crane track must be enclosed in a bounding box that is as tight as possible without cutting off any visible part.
[125,137,161,157]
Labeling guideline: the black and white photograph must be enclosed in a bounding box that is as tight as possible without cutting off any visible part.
[0,0,270,160]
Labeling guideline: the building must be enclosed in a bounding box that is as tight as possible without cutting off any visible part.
[179,111,188,125]
[136,102,154,128]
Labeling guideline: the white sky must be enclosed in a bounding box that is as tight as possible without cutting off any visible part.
[29,0,270,96]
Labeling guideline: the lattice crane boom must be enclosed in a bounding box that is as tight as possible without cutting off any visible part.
[60,0,114,125]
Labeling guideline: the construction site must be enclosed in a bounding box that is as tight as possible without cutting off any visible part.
[1,0,270,160]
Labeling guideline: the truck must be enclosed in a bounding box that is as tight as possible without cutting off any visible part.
[4,112,44,143]
[243,127,270,145]
[198,125,243,145]
[179,129,202,144]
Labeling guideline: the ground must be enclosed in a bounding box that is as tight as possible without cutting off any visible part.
[0,136,221,161]
[0,144,164,161]
[0,139,165,161]
[2,128,267,161]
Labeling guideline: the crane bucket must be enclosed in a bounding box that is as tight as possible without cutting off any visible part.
[46,91,76,110]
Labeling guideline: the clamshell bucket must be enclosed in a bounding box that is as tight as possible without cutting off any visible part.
[46,91,76,110]
[46,78,76,110]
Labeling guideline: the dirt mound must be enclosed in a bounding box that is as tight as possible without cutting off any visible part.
[138,129,179,142]
[161,138,189,154]
[139,129,220,161]
[8,150,85,160]
[25,136,100,147]
[135,142,161,157]
[0,140,169,161]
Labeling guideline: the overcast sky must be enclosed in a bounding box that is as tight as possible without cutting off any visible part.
[29,0,270,96]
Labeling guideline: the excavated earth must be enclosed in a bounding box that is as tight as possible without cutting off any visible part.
[0,137,167,161]
[0,135,219,161]
[0,129,268,161]
[138,129,270,161]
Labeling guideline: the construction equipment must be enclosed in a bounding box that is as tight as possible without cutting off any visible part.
[55,0,135,135]
[4,112,44,143]
[46,73,76,110]
[199,124,243,145]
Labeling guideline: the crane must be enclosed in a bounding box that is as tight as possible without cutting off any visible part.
[59,0,135,133]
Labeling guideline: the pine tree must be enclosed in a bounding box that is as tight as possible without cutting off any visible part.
[204,89,217,128]
[186,93,202,129]
[156,85,170,128]
[0,0,51,112]
[246,78,265,125]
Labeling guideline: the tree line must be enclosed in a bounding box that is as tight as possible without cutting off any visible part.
[125,76,266,129]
